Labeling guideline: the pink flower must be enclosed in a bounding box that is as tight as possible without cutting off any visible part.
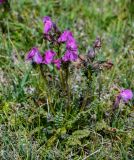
[120,89,133,103]
[58,30,73,43]
[58,30,78,62]
[42,16,53,34]
[66,36,78,51]
[64,35,78,62]
[62,50,78,62]
[26,47,43,64]
[114,89,133,109]
[53,59,61,70]
[43,50,56,64]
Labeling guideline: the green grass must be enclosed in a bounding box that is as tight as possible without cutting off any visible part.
[0,0,134,159]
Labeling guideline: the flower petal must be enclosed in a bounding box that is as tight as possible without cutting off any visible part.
[43,16,53,34]
[53,59,61,70]
[120,89,133,103]
[62,50,78,62]
[66,36,78,51]
[26,47,43,64]
[43,50,56,64]
[58,30,73,43]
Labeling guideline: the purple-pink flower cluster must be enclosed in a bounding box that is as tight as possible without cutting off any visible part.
[26,48,57,66]
[26,16,78,69]
[58,30,78,62]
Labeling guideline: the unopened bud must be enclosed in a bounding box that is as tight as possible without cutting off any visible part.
[87,47,96,59]
[93,37,101,49]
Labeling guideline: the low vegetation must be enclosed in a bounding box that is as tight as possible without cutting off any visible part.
[0,0,134,159]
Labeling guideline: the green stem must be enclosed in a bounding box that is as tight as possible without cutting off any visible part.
[60,69,65,90]
[39,64,48,86]
[80,69,93,111]
[80,92,89,111]
[98,72,102,101]
[66,65,71,113]
[39,65,55,115]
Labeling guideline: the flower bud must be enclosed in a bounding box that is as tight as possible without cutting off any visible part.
[87,47,95,59]
[93,37,101,49]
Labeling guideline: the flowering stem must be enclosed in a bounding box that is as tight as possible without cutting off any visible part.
[80,92,89,111]
[65,65,71,112]
[39,65,55,115]
[80,69,93,111]
[57,43,65,90]
[59,69,65,90]
[98,72,102,101]
[39,64,48,85]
